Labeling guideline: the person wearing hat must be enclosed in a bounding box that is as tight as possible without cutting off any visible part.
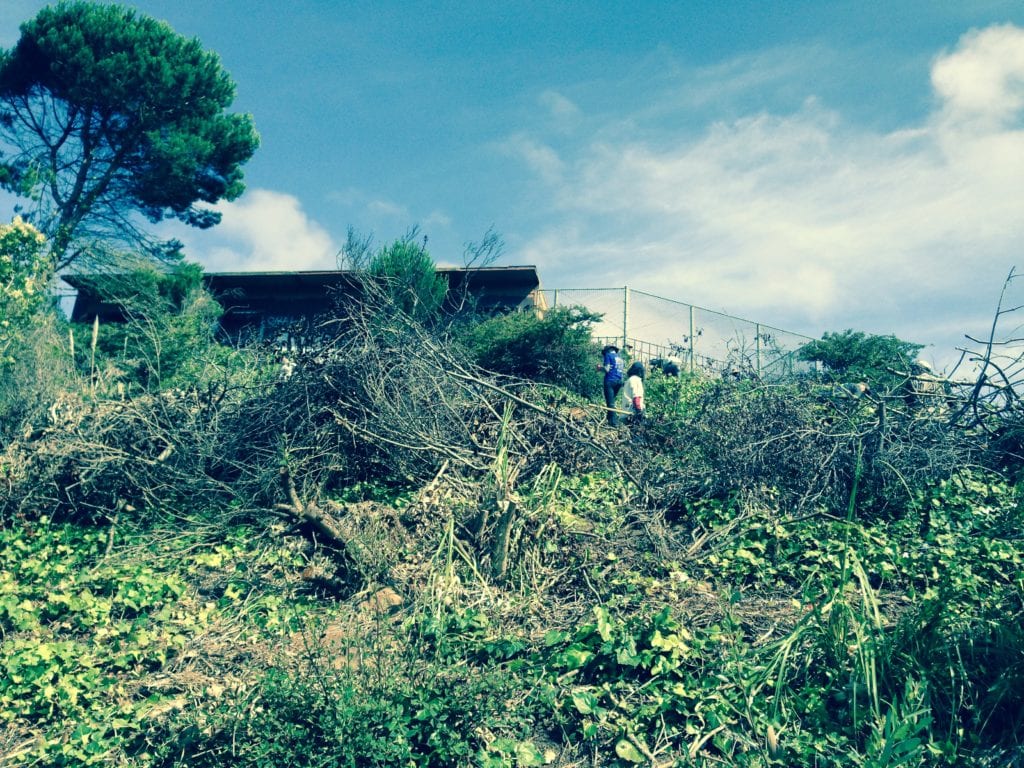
[599,344,625,425]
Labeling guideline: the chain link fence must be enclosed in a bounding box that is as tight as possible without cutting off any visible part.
[541,287,817,380]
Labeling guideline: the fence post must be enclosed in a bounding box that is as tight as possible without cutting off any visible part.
[688,305,695,374]
[623,285,630,354]
[755,323,761,377]
[552,289,558,308]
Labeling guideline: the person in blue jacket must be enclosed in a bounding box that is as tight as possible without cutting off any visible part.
[599,344,625,425]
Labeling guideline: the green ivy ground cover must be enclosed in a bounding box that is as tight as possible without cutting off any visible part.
[2,470,1023,766]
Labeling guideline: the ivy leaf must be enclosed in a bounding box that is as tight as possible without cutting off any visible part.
[571,690,601,715]
[615,739,645,764]
[515,741,545,766]
[561,646,593,670]
[594,606,614,642]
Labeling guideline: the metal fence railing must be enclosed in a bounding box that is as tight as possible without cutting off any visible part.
[541,286,818,380]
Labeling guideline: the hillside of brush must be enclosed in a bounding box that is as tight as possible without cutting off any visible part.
[2,293,1023,768]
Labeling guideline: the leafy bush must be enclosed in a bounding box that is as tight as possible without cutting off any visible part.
[540,605,717,763]
[170,608,542,768]
[368,232,448,324]
[459,305,602,399]
[0,217,73,444]
[0,310,74,448]
[882,473,1024,755]
[0,217,51,366]
[180,667,416,768]
[798,329,923,392]
[71,262,225,393]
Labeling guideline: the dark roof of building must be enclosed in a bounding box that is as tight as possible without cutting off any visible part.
[65,265,543,324]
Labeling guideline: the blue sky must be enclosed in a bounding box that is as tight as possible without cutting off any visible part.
[3,1,1024,368]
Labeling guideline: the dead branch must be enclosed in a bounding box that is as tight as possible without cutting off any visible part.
[275,465,347,545]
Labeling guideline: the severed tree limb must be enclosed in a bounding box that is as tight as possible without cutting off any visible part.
[275,465,347,546]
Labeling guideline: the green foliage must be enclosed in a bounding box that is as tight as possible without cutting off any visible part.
[3,279,1023,768]
[883,474,1024,753]
[0,518,316,766]
[368,231,448,323]
[643,368,707,421]
[72,262,225,391]
[0,520,192,765]
[518,468,1024,766]
[685,470,1024,766]
[0,216,72,443]
[185,666,417,767]
[0,1,259,268]
[0,311,72,445]
[2,467,1023,767]
[0,216,51,366]
[540,605,714,762]
[548,470,632,535]
[460,305,603,399]
[798,329,923,390]
[172,607,540,768]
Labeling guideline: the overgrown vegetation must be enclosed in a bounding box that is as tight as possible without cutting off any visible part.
[70,263,227,392]
[0,217,71,444]
[3,243,1024,766]
[1,6,1023,759]
[6,159,1024,765]
[0,217,50,366]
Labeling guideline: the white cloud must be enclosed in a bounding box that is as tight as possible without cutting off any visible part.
[176,189,338,271]
[932,24,1024,128]
[538,89,582,131]
[422,209,452,229]
[511,24,1024,367]
[177,188,455,273]
[366,198,410,220]
[500,134,565,184]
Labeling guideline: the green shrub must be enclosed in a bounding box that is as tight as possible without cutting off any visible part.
[368,232,448,325]
[0,217,52,366]
[71,262,225,392]
[0,311,73,447]
[460,305,602,399]
[0,218,72,443]
[181,668,416,768]
[881,473,1024,756]
[798,329,923,392]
